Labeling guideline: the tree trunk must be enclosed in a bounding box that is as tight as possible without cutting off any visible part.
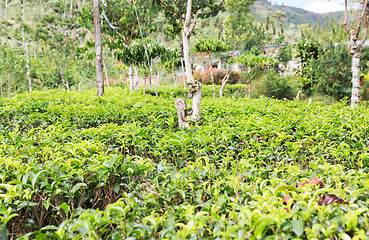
[351,50,361,108]
[61,75,70,92]
[134,65,139,90]
[181,57,186,90]
[69,0,73,18]
[219,70,230,98]
[93,0,104,96]
[22,28,32,93]
[175,98,190,128]
[102,59,110,87]
[22,0,25,21]
[143,69,146,95]
[182,0,201,122]
[129,64,134,91]
[173,69,177,87]
[25,44,31,92]
[208,53,215,98]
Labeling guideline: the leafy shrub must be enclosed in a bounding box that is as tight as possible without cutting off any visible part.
[255,71,301,99]
[1,88,369,239]
[296,42,352,100]
[193,68,242,85]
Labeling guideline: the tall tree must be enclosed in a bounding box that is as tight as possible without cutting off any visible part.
[81,0,158,91]
[183,0,201,122]
[344,0,369,107]
[93,0,104,96]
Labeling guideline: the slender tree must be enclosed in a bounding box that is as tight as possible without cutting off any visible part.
[343,0,369,107]
[183,0,201,122]
[93,0,104,96]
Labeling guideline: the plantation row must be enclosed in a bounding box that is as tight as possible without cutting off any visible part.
[0,87,369,239]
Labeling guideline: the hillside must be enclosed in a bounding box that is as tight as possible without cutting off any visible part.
[251,0,344,27]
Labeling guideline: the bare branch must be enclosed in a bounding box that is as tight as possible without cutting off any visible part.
[355,0,369,39]
[343,0,350,34]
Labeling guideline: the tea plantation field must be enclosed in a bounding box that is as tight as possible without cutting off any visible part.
[1,87,369,239]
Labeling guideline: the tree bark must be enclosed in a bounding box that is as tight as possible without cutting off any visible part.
[93,0,104,96]
[69,0,73,18]
[61,74,70,91]
[208,53,215,98]
[219,70,230,98]
[182,0,201,121]
[129,64,134,91]
[134,65,139,90]
[181,57,186,89]
[351,49,361,108]
[173,69,177,87]
[102,58,110,87]
[344,0,368,107]
[22,28,32,93]
[175,98,190,128]
[143,69,147,95]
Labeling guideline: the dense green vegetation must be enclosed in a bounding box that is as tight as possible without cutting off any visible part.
[0,88,369,239]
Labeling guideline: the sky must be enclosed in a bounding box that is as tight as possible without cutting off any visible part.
[271,0,345,13]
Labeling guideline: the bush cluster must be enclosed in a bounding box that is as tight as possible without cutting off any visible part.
[193,68,242,85]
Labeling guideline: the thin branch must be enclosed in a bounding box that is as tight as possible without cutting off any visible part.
[355,0,368,39]
[343,0,350,34]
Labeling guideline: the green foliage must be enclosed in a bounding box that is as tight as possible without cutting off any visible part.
[145,84,249,98]
[114,38,166,68]
[194,68,242,85]
[160,48,182,72]
[194,39,228,54]
[1,88,369,238]
[233,50,277,69]
[255,71,301,99]
[154,0,223,38]
[296,42,352,100]
[278,45,293,65]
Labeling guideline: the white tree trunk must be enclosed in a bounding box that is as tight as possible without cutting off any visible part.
[175,98,190,128]
[182,0,201,121]
[349,30,362,108]
[351,52,361,107]
[134,65,139,90]
[181,57,186,89]
[129,64,134,91]
[173,69,177,87]
[103,59,110,87]
[69,0,73,18]
[219,71,230,98]
[25,43,31,92]
[93,0,104,96]
[208,54,215,98]
[22,28,32,93]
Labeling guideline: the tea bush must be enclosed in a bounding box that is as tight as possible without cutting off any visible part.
[0,87,369,239]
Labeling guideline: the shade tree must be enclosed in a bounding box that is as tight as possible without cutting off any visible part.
[343,0,369,107]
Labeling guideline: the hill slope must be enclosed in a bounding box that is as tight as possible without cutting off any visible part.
[251,0,344,27]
